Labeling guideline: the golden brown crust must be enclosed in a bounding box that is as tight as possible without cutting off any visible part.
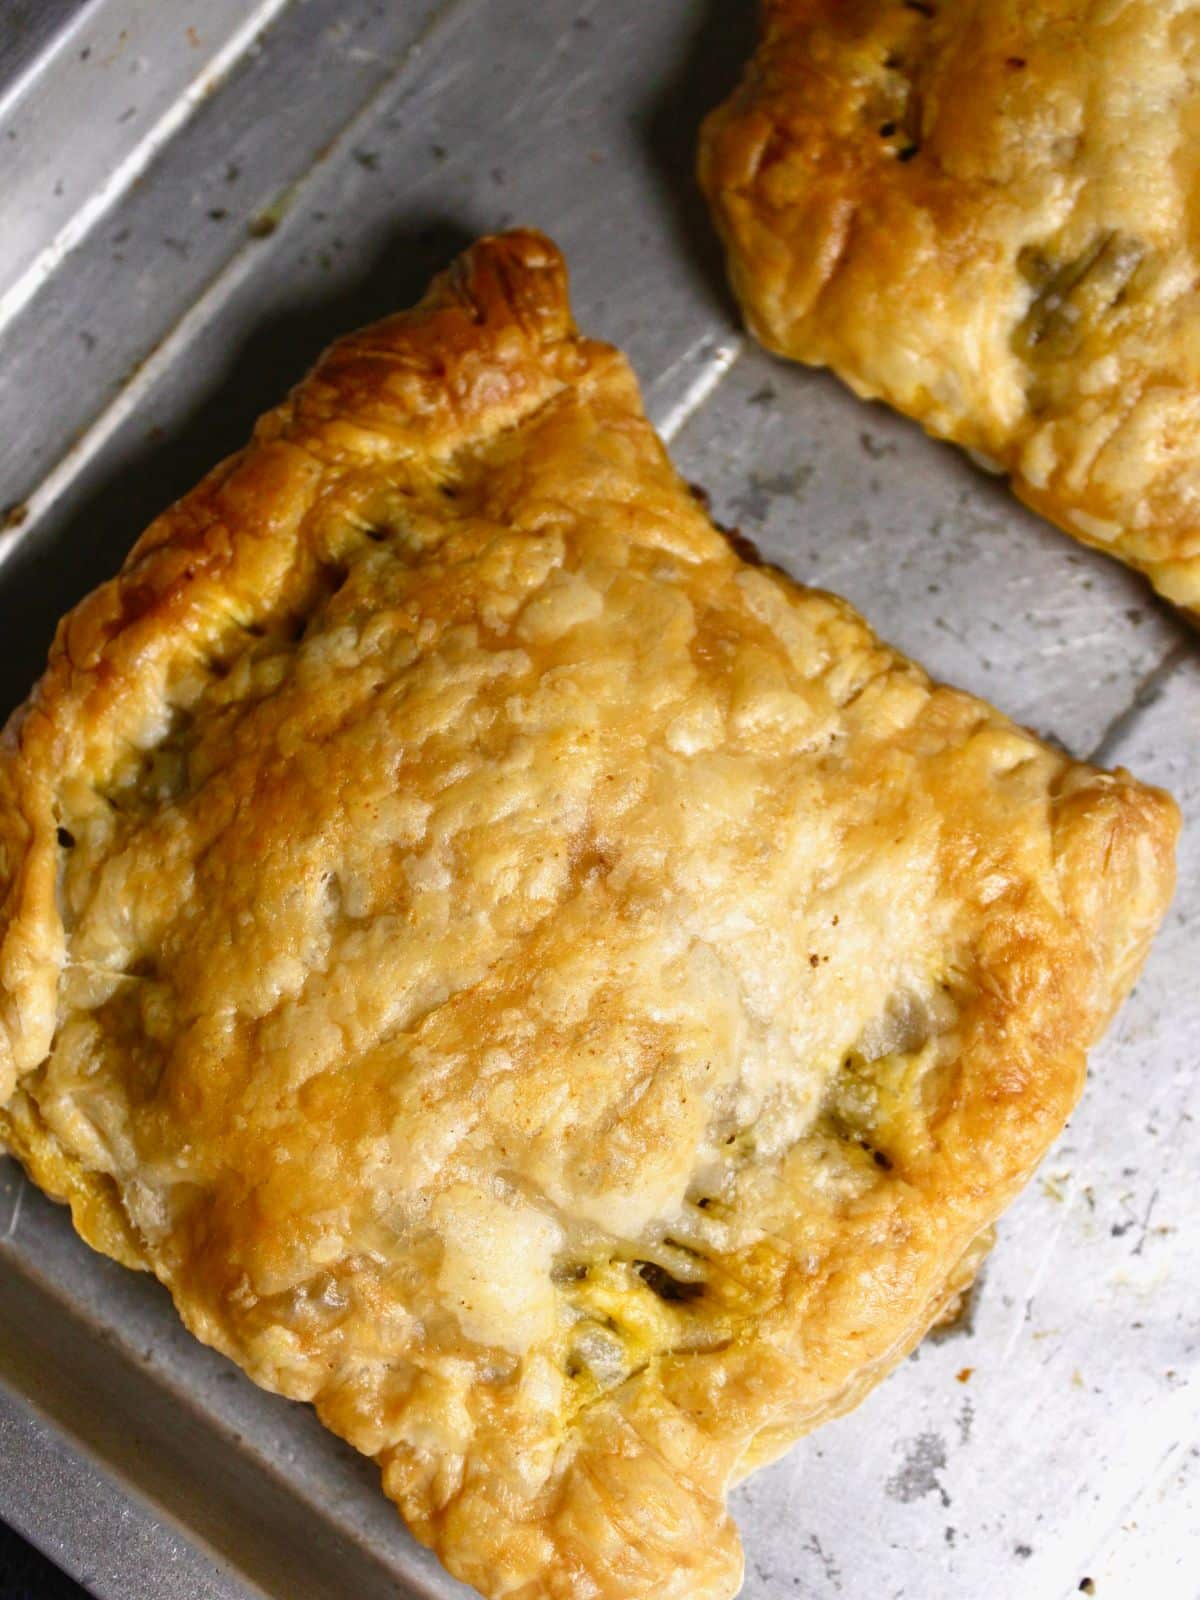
[0,230,1179,1600]
[699,0,1200,613]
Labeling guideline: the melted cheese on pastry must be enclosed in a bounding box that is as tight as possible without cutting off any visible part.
[0,231,1178,1600]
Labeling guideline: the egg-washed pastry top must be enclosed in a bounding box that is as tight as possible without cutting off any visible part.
[699,0,1200,616]
[0,230,1178,1600]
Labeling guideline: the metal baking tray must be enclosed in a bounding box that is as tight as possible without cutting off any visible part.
[0,3,1196,1596]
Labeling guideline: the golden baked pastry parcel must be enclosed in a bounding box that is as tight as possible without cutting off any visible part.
[700,0,1200,614]
[0,232,1178,1600]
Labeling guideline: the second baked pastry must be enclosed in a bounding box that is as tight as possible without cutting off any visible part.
[700,0,1200,615]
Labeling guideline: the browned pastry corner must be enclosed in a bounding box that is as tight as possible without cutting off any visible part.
[0,229,1179,1600]
[699,0,1200,615]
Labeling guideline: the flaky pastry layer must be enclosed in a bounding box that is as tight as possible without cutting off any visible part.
[700,0,1200,614]
[0,230,1178,1600]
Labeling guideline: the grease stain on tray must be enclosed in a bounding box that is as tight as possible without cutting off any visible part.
[886,1432,950,1507]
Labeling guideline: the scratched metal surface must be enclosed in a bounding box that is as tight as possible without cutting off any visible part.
[0,2,1196,1598]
